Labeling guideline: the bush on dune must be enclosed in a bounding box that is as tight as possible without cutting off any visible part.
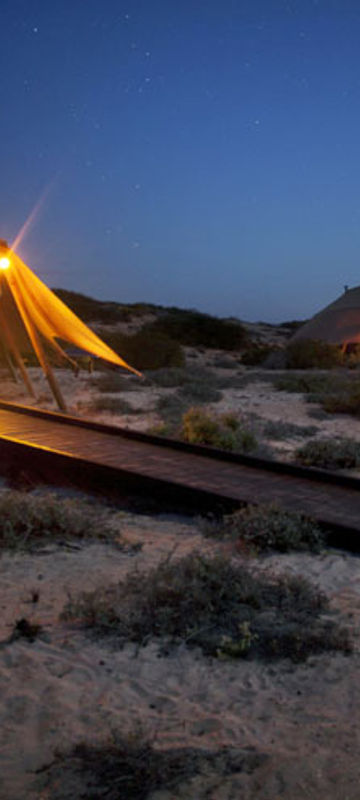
[140,309,248,351]
[181,407,257,452]
[295,438,360,470]
[61,552,351,662]
[99,328,185,371]
[286,339,344,369]
[202,502,325,553]
[0,491,127,551]
[38,734,265,800]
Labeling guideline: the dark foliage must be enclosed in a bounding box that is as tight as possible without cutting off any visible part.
[140,309,248,351]
[296,438,360,469]
[202,503,325,553]
[99,328,185,370]
[61,553,351,662]
[286,339,344,369]
[37,738,266,800]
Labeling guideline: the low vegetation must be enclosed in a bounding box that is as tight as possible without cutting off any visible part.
[87,397,138,414]
[181,407,257,452]
[321,386,360,416]
[275,372,360,418]
[99,328,185,371]
[140,309,248,351]
[178,381,222,404]
[53,289,160,324]
[36,735,265,800]
[93,373,139,393]
[202,503,325,553]
[286,339,344,369]
[274,372,346,396]
[61,552,351,662]
[262,419,319,440]
[0,491,126,552]
[295,438,360,470]
[241,344,277,366]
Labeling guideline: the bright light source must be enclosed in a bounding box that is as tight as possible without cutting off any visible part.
[0,257,10,270]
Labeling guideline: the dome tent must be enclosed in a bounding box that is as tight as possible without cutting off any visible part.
[291,286,360,347]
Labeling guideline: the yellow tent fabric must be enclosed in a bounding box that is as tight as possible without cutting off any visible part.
[1,249,141,376]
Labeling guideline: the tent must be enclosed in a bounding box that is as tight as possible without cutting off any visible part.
[291,286,360,348]
[0,239,141,411]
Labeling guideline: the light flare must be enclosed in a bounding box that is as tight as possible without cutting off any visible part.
[0,257,10,270]
[10,174,59,253]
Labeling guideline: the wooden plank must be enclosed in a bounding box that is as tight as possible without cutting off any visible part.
[0,407,359,532]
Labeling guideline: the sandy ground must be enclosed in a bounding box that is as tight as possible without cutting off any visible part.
[0,511,359,799]
[1,347,360,797]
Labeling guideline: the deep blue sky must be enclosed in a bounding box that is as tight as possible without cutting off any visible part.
[1,0,360,322]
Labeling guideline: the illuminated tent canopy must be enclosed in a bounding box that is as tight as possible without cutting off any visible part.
[291,286,360,347]
[0,239,141,411]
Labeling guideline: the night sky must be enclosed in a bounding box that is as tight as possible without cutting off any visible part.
[1,0,360,323]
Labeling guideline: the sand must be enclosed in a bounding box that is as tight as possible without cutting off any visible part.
[0,511,359,799]
[0,346,360,798]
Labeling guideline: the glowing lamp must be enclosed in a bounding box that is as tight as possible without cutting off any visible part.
[0,257,10,270]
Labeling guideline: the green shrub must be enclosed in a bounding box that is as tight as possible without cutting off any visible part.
[156,393,188,423]
[203,503,325,553]
[53,290,161,324]
[93,373,139,393]
[0,491,126,551]
[321,388,360,416]
[61,552,351,661]
[88,397,137,414]
[37,735,264,800]
[295,438,360,469]
[145,367,189,387]
[274,373,345,396]
[286,339,344,369]
[99,329,185,371]
[262,420,319,440]
[241,344,276,366]
[211,355,237,368]
[179,381,222,403]
[53,289,131,324]
[140,310,248,350]
[181,407,257,452]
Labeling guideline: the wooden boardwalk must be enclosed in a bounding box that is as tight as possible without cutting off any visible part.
[0,402,359,535]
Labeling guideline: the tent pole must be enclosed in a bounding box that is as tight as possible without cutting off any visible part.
[0,338,18,382]
[0,307,36,397]
[3,273,67,412]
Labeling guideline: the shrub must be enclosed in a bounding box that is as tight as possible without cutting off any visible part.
[93,373,139,393]
[181,407,257,452]
[286,339,344,369]
[37,735,265,800]
[179,381,222,404]
[156,393,188,424]
[274,373,345,396]
[211,355,237,369]
[321,387,360,416]
[262,420,319,440]
[295,438,360,469]
[99,329,185,371]
[241,344,277,366]
[0,491,126,551]
[145,367,189,387]
[87,397,137,414]
[140,310,248,350]
[202,502,325,553]
[61,552,351,661]
[53,289,131,324]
